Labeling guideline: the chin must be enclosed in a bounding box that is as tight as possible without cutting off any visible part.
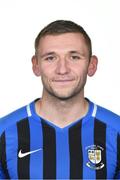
[54,95,72,101]
[44,85,83,100]
[51,91,79,101]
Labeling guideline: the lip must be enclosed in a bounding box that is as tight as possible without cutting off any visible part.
[52,79,75,85]
[53,79,74,82]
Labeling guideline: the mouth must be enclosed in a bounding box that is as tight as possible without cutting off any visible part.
[52,79,75,85]
[53,79,74,82]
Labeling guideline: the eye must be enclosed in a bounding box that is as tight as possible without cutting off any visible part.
[71,55,81,60]
[44,56,56,61]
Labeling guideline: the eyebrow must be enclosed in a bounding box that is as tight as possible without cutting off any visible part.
[40,52,56,58]
[39,50,85,58]
[69,51,85,56]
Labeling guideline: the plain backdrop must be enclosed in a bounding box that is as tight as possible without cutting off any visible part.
[0,0,120,117]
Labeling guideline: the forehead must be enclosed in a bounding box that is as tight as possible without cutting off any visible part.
[37,33,89,55]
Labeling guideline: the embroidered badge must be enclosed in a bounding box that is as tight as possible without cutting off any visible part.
[86,145,104,170]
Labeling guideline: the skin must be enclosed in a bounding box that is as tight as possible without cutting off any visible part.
[32,33,98,127]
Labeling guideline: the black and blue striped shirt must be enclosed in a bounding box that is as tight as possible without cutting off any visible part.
[0,99,120,179]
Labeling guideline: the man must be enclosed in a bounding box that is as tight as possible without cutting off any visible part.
[0,20,120,179]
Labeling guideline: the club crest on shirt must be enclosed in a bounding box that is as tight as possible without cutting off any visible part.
[86,145,104,170]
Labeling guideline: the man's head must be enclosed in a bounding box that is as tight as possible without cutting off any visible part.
[35,20,92,58]
[32,20,98,100]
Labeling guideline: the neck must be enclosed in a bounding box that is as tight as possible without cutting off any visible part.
[35,90,89,128]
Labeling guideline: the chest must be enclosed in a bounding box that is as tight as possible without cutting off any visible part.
[2,118,118,179]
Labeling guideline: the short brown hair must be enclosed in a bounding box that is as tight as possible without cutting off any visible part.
[35,20,92,57]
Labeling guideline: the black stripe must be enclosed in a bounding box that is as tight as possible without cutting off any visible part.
[17,118,30,179]
[69,120,83,179]
[114,133,120,178]
[0,132,10,179]
[41,120,56,179]
[94,118,107,179]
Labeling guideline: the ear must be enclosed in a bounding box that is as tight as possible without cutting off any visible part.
[87,55,98,77]
[31,55,41,76]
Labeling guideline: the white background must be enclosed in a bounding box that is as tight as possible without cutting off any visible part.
[0,0,120,117]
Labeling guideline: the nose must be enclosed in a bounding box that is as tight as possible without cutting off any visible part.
[55,58,70,75]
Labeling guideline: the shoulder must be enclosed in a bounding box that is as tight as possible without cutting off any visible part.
[95,103,120,131]
[0,105,28,136]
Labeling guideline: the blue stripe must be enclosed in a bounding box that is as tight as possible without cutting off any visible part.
[0,106,27,136]
[82,116,95,179]
[5,125,18,179]
[56,129,69,179]
[29,117,43,179]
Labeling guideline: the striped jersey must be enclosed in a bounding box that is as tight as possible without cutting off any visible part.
[0,99,120,179]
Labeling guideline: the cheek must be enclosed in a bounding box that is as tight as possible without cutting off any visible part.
[40,67,53,80]
[40,63,56,76]
[72,64,88,76]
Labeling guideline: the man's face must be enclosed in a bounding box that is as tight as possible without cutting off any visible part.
[32,33,97,100]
